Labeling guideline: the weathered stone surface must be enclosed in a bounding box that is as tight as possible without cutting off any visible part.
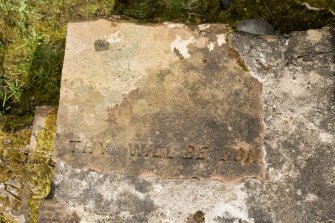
[55,19,264,181]
[41,164,254,222]
[232,27,335,222]
[236,19,275,35]
[40,19,334,223]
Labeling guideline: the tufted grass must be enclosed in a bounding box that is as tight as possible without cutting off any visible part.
[0,0,116,118]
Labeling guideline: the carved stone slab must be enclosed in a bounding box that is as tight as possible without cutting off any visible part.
[56,19,264,181]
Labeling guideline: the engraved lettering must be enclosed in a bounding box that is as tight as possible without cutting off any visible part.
[73,140,260,165]
[195,146,208,159]
[183,145,195,159]
[152,147,162,158]
[128,143,151,157]
[220,147,233,161]
[68,140,82,153]
[69,140,81,143]
[246,149,261,163]
[166,147,175,159]
[84,142,93,154]
[142,144,151,157]
[237,147,248,162]
[181,145,209,159]
[98,141,111,155]
[128,143,138,156]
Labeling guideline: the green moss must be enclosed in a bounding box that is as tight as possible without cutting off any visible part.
[218,0,335,33]
[116,0,335,33]
[0,214,16,223]
[0,108,56,223]
[302,0,335,11]
[0,127,31,220]
[115,0,221,22]
[0,114,33,133]
[115,0,335,32]
[27,108,57,223]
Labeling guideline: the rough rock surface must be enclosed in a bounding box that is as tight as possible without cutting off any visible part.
[39,19,334,223]
[236,19,275,35]
[232,28,335,222]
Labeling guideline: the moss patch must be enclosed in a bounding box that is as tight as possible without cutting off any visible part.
[0,127,31,221]
[27,108,57,223]
[115,0,335,33]
[0,108,57,223]
[0,214,16,223]
[219,0,335,33]
[114,0,221,23]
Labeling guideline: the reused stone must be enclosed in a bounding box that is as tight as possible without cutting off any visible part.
[55,19,264,181]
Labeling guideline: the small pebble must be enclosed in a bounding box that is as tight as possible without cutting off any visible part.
[236,19,275,35]
[221,0,233,9]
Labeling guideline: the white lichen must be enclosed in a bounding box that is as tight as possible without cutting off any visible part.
[106,31,122,44]
[207,42,215,51]
[305,193,318,202]
[163,22,186,29]
[198,24,210,31]
[319,132,334,143]
[212,184,255,223]
[216,34,226,46]
[306,30,322,43]
[170,36,195,59]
